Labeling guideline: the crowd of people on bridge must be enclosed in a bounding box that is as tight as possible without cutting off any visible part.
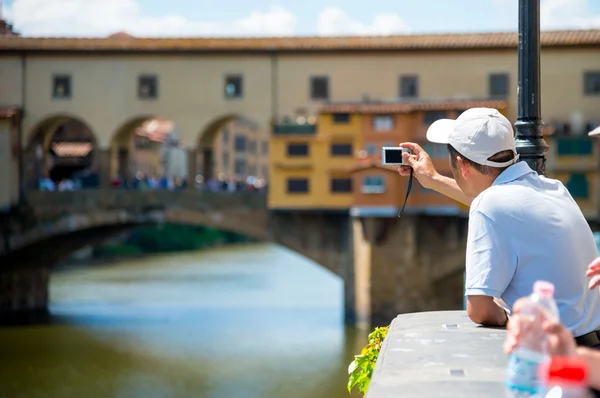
[37,171,268,193]
[398,107,600,395]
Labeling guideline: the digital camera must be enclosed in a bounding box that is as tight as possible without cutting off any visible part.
[381,147,411,166]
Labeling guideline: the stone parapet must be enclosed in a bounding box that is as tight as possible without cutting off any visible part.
[367,311,507,398]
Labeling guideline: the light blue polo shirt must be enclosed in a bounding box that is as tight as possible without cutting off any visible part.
[465,161,600,336]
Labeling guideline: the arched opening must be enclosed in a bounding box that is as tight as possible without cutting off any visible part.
[110,116,187,189]
[196,115,268,191]
[25,115,98,190]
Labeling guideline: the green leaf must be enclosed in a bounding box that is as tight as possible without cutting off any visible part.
[347,369,361,393]
[346,325,390,395]
[348,360,358,374]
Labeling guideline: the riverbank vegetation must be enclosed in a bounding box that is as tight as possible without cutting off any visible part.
[94,223,254,258]
[348,325,389,396]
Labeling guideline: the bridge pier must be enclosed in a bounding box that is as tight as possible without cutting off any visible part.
[350,214,468,328]
[0,268,50,320]
[269,210,467,328]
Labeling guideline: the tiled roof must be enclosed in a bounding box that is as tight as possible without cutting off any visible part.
[320,99,508,114]
[0,30,599,52]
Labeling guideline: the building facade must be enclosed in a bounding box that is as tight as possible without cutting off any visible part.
[213,117,269,181]
[268,99,510,215]
[0,29,599,212]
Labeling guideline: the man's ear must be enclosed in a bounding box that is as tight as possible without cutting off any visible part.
[456,156,470,178]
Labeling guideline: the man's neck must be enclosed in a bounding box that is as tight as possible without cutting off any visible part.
[469,175,498,197]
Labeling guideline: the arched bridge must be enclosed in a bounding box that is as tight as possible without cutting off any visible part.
[1,189,470,328]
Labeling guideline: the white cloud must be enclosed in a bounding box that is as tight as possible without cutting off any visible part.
[317,7,410,36]
[491,0,600,30]
[5,0,297,37]
[540,0,600,30]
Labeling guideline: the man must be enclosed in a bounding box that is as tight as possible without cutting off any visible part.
[397,107,600,342]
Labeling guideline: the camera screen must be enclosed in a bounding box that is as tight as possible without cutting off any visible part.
[384,148,404,163]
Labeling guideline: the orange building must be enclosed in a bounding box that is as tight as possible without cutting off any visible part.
[316,99,508,216]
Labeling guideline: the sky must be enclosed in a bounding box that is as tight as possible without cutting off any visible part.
[2,0,600,38]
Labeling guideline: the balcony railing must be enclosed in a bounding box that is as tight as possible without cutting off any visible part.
[273,123,317,135]
[554,136,594,156]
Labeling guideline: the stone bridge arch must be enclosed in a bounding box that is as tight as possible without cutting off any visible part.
[6,191,350,278]
[24,114,98,188]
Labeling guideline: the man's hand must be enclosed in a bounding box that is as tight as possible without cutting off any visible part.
[397,142,439,189]
[587,257,600,290]
[504,297,577,357]
[397,141,474,207]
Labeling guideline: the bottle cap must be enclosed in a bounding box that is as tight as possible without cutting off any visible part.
[538,356,588,386]
[533,280,555,298]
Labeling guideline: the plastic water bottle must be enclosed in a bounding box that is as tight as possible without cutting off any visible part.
[505,280,560,397]
[536,356,592,398]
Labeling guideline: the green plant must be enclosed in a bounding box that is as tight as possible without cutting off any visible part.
[347,325,389,396]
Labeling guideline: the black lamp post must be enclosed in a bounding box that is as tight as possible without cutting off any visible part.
[514,0,548,175]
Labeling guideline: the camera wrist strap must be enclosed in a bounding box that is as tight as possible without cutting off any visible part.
[397,168,413,219]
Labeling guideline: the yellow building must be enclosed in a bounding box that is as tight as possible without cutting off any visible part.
[268,111,363,209]
[546,134,599,219]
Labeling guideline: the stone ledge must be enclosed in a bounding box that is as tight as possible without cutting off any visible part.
[367,310,507,398]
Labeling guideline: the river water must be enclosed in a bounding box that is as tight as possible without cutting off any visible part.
[0,244,365,398]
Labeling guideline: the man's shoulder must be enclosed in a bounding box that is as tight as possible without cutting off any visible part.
[473,173,573,213]
[470,184,521,216]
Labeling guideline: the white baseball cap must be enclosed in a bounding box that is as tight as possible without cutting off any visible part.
[426,107,519,167]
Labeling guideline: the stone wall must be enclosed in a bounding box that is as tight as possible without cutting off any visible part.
[357,215,468,327]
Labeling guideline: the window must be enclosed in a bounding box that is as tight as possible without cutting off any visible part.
[248,140,256,154]
[333,113,350,124]
[222,151,229,171]
[331,178,352,193]
[262,165,268,178]
[566,173,589,198]
[225,75,243,98]
[400,75,418,98]
[287,178,309,193]
[52,75,71,99]
[423,111,447,125]
[366,143,376,156]
[361,176,386,194]
[372,115,394,131]
[330,143,353,156]
[584,71,600,96]
[248,165,257,176]
[287,143,309,156]
[234,135,246,152]
[489,73,509,98]
[261,141,268,155]
[234,159,246,175]
[310,76,329,100]
[222,128,229,144]
[138,75,158,99]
